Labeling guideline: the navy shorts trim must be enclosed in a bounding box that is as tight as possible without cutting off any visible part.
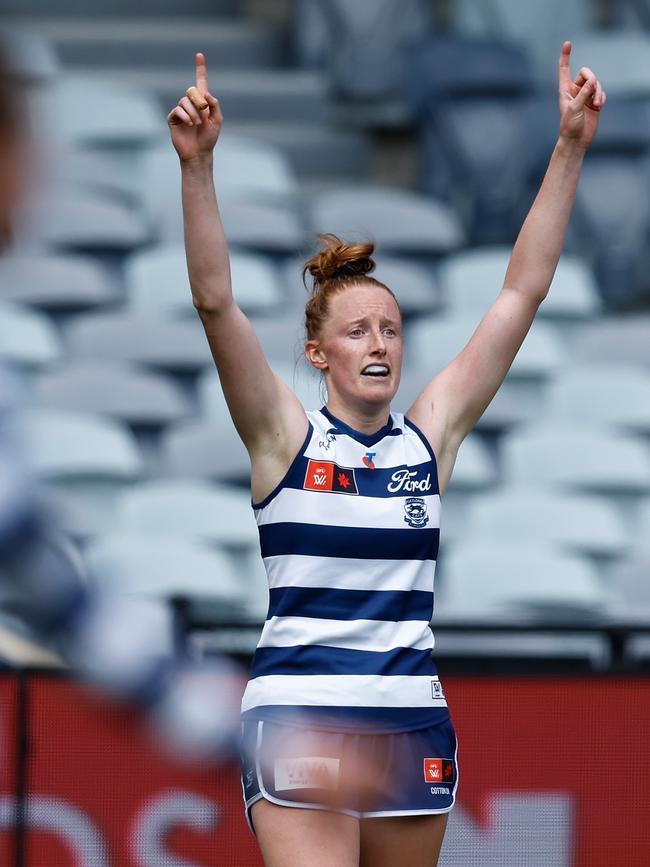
[240,717,459,834]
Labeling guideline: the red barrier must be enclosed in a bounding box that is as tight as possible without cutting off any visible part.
[0,674,649,865]
[0,675,19,866]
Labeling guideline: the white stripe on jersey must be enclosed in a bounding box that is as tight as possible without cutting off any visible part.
[242,674,448,711]
[257,616,435,653]
[263,554,436,593]
[256,487,441,531]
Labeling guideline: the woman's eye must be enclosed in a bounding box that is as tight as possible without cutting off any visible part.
[384,328,397,337]
[350,328,363,337]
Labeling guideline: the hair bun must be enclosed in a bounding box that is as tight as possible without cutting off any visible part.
[304,233,376,287]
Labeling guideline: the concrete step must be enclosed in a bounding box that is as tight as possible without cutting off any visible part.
[72,66,330,124]
[226,122,373,179]
[2,0,239,16]
[6,17,283,70]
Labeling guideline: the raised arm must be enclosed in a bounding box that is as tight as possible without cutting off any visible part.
[168,54,307,493]
[408,42,605,491]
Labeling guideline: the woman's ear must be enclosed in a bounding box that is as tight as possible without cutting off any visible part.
[305,339,328,371]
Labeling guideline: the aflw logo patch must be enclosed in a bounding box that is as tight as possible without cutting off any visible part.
[423,758,454,784]
[304,460,358,494]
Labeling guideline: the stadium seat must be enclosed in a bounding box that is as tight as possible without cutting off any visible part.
[244,316,307,366]
[440,248,600,323]
[197,360,324,420]
[573,153,650,308]
[571,315,650,367]
[465,488,629,560]
[437,432,497,543]
[225,121,373,180]
[5,0,239,14]
[310,186,464,256]
[406,36,536,244]
[24,17,281,71]
[32,75,166,150]
[0,301,62,371]
[15,188,151,254]
[160,419,251,485]
[437,542,612,620]
[501,421,650,505]
[30,361,192,431]
[545,364,650,435]
[570,32,650,98]
[281,254,442,319]
[405,311,566,403]
[83,533,244,612]
[114,480,259,550]
[292,0,433,102]
[126,244,285,317]
[0,25,59,84]
[21,408,144,523]
[22,408,142,480]
[0,252,120,314]
[451,0,593,82]
[143,134,299,208]
[64,312,212,373]
[606,552,650,619]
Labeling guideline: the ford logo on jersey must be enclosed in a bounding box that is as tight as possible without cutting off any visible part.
[387,469,432,494]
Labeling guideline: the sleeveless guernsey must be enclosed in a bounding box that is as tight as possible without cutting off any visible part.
[240,407,450,733]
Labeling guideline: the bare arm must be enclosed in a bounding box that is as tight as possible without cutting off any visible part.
[408,42,605,487]
[168,54,307,473]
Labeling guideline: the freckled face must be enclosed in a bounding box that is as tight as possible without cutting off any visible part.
[306,283,403,409]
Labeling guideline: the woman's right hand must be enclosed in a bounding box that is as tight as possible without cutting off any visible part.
[167,52,223,162]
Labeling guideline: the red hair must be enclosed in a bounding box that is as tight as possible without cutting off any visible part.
[302,234,399,340]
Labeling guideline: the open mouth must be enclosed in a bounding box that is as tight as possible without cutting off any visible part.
[361,364,390,378]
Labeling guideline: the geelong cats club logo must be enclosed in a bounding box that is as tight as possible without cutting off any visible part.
[403,497,429,527]
[304,460,358,494]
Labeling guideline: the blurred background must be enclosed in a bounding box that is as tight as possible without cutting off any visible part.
[0,0,649,864]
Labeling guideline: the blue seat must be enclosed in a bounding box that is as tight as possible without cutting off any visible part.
[292,0,433,101]
[573,153,650,309]
[407,37,538,244]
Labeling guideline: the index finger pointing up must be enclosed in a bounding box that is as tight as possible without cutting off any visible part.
[558,40,572,90]
[196,52,208,95]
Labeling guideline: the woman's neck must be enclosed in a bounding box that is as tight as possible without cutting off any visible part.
[324,398,391,435]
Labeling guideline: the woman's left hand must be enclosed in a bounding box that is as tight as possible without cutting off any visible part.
[558,40,606,150]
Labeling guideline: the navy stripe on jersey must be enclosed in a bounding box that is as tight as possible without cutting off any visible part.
[241,704,448,734]
[267,586,434,623]
[259,523,440,561]
[249,644,438,679]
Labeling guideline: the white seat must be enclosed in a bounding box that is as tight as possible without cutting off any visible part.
[160,419,251,484]
[545,363,650,434]
[114,480,259,550]
[465,487,629,558]
[440,248,600,321]
[406,313,566,381]
[22,408,142,479]
[198,360,324,420]
[502,421,650,494]
[31,361,191,428]
[571,32,650,98]
[33,74,165,149]
[0,251,119,312]
[84,532,243,607]
[0,301,62,369]
[15,188,150,252]
[439,432,497,543]
[64,312,212,372]
[310,186,464,254]
[126,244,285,317]
[282,253,442,317]
[571,315,650,367]
[437,542,611,620]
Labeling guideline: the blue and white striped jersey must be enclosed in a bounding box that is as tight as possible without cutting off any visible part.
[241,407,449,733]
